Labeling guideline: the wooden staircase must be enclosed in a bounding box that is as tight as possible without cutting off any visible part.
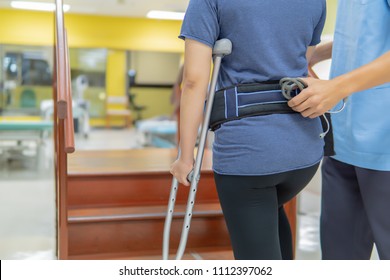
[66,148,232,259]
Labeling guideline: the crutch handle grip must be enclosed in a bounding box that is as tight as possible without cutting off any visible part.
[186,169,200,183]
[186,170,194,183]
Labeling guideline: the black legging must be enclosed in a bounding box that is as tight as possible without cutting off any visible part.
[214,163,319,260]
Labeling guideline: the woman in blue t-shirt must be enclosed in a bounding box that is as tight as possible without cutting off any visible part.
[170,0,326,259]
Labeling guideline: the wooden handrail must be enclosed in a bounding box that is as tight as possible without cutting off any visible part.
[54,0,74,153]
[55,0,68,119]
[54,0,74,259]
[64,29,75,153]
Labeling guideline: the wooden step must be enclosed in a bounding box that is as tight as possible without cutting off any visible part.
[64,148,297,260]
[67,172,218,208]
[67,203,231,259]
[67,148,218,208]
[68,247,234,260]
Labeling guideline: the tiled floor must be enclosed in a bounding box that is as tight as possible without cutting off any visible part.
[0,144,56,260]
[0,127,378,260]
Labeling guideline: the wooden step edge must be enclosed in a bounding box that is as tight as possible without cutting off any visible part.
[68,203,223,224]
[67,246,233,260]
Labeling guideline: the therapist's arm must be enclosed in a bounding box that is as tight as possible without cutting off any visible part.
[289,50,390,118]
[170,39,212,186]
[308,41,333,67]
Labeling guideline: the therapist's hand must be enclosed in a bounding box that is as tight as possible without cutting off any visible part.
[170,158,193,186]
[288,77,346,118]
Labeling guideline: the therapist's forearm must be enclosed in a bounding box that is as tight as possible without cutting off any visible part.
[309,41,333,66]
[332,50,390,98]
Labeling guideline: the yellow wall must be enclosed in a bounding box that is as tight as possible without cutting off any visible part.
[0,8,182,124]
[0,9,54,46]
[323,0,338,36]
[0,9,183,52]
[65,14,182,53]
[0,3,339,49]
[106,50,126,97]
[1,4,338,123]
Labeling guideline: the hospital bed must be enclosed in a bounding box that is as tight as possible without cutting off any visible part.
[0,120,53,166]
[135,117,177,148]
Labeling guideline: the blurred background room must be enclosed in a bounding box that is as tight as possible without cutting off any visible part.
[2,0,378,261]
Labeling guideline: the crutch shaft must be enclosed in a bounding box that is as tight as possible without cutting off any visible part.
[162,177,179,260]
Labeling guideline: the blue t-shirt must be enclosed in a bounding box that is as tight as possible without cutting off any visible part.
[180,0,326,175]
[330,0,390,171]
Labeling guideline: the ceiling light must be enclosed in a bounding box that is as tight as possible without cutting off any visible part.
[11,1,70,12]
[146,10,185,20]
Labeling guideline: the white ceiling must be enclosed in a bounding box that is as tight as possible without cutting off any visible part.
[0,0,190,18]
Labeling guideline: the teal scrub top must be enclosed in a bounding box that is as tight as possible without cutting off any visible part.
[330,0,390,170]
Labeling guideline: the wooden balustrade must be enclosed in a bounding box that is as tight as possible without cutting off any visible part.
[54,0,75,259]
[64,30,75,153]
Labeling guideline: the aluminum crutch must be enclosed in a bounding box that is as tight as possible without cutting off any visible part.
[163,38,232,260]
